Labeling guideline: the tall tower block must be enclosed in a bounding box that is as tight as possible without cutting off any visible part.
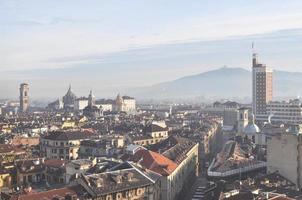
[20,83,29,112]
[252,53,273,120]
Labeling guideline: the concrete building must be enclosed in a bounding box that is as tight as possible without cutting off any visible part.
[267,99,302,124]
[252,53,273,120]
[267,133,302,189]
[19,83,29,112]
[201,101,241,130]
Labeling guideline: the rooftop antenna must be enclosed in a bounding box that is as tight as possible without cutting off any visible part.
[252,42,255,54]
[252,42,258,67]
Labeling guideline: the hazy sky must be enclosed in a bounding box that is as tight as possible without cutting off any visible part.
[1,0,302,99]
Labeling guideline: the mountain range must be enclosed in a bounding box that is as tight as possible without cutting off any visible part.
[128,67,302,101]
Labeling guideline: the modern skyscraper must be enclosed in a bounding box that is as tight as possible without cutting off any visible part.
[19,83,29,112]
[252,53,273,119]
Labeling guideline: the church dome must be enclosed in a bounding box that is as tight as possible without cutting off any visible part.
[63,85,76,104]
[244,114,260,134]
[244,124,260,134]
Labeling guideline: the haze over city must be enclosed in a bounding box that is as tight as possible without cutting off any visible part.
[1,0,302,99]
[2,1,302,200]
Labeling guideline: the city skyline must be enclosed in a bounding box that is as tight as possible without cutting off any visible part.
[1,2,302,199]
[2,1,302,100]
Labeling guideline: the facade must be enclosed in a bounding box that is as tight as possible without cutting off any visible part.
[267,133,302,189]
[79,136,124,158]
[44,159,68,185]
[16,158,46,186]
[19,83,29,112]
[40,131,96,160]
[95,99,114,112]
[128,136,199,200]
[223,109,239,130]
[266,99,302,124]
[252,53,273,120]
[129,123,169,146]
[115,94,136,113]
[74,97,89,111]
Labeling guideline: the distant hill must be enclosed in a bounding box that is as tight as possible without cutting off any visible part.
[128,67,302,100]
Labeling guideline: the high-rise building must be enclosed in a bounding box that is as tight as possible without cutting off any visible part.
[19,83,29,112]
[252,53,273,120]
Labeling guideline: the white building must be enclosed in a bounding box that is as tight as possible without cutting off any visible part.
[266,99,302,124]
[74,97,89,111]
[95,99,114,112]
[115,94,136,113]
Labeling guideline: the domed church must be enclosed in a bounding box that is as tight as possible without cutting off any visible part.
[63,85,77,110]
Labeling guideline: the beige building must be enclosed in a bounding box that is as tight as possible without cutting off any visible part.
[40,131,95,160]
[19,83,29,112]
[252,53,273,120]
[129,123,169,146]
[127,137,199,200]
[267,133,302,189]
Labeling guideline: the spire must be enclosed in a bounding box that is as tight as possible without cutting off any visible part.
[88,90,95,107]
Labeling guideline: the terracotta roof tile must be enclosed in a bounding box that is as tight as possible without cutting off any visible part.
[129,149,177,176]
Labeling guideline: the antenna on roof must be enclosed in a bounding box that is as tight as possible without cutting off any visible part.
[252,42,255,53]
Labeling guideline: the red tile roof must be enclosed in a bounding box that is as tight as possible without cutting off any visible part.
[44,159,68,168]
[8,186,79,200]
[129,149,178,176]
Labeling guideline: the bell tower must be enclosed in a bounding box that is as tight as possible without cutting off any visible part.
[20,83,29,112]
[237,107,249,135]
